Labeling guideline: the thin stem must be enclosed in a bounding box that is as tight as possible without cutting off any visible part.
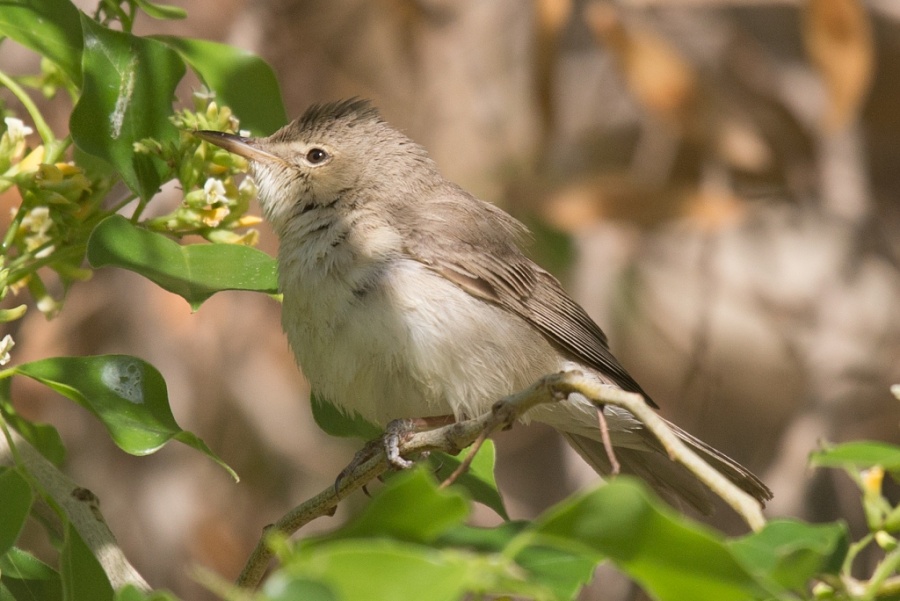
[862,547,900,601]
[1,203,27,254]
[554,373,767,530]
[843,533,874,577]
[0,425,151,590]
[0,71,56,150]
[6,244,86,284]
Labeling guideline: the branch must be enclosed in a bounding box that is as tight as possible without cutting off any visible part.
[237,370,767,589]
[0,427,150,591]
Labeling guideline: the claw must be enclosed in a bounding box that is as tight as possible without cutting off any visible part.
[384,419,416,469]
[333,416,456,493]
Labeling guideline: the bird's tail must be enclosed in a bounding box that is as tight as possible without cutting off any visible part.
[561,420,772,514]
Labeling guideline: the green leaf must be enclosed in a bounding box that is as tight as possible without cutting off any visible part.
[263,577,339,601]
[115,584,182,601]
[428,440,508,519]
[0,378,66,466]
[514,543,598,600]
[0,548,62,601]
[60,522,114,601]
[87,215,278,310]
[0,469,32,557]
[729,520,849,592]
[133,0,187,20]
[292,475,600,600]
[70,16,185,199]
[332,468,469,544]
[527,478,774,601]
[286,539,475,601]
[12,355,237,480]
[0,548,58,581]
[153,36,287,135]
[810,441,900,470]
[310,394,380,440]
[0,0,83,84]
[438,522,596,600]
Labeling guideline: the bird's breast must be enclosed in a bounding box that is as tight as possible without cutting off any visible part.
[277,252,560,426]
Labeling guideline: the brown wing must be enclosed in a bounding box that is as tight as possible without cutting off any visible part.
[401,189,656,407]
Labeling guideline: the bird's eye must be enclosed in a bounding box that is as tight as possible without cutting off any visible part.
[305,147,329,164]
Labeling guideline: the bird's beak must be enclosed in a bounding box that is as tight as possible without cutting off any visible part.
[194,130,285,165]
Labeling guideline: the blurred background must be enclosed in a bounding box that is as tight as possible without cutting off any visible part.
[5,0,900,599]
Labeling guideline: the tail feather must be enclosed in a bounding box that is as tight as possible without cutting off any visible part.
[562,424,772,514]
[563,432,716,513]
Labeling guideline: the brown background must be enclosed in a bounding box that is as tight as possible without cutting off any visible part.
[4,1,900,599]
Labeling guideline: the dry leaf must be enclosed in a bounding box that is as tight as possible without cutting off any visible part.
[534,0,573,135]
[541,179,607,232]
[803,0,874,132]
[584,2,697,127]
[681,189,747,231]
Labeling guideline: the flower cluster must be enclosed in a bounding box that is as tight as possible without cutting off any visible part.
[139,90,261,244]
[2,115,113,320]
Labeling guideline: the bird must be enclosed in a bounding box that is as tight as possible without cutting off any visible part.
[195,98,771,512]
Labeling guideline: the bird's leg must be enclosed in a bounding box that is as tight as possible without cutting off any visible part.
[383,416,456,468]
[334,416,455,492]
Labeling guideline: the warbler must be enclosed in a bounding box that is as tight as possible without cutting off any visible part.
[196,99,771,511]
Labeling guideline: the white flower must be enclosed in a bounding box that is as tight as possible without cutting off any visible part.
[21,206,51,235]
[36,295,59,316]
[203,178,228,205]
[20,206,54,257]
[0,334,14,366]
[4,117,33,143]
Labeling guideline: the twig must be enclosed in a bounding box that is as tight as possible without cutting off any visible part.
[551,371,767,530]
[596,407,621,475]
[440,428,489,488]
[0,428,150,591]
[237,370,767,589]
[236,376,558,589]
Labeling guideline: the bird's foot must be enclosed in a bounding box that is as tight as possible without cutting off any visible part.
[334,416,455,492]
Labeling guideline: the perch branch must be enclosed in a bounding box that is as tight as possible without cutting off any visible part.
[238,370,766,589]
[0,427,150,591]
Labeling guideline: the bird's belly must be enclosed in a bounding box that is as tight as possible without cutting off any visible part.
[281,259,560,426]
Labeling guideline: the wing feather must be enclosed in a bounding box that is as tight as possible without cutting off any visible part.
[402,189,656,407]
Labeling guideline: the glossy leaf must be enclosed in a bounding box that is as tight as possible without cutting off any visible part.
[810,441,900,470]
[528,479,773,601]
[294,469,561,599]
[438,522,596,600]
[12,355,237,480]
[0,469,32,557]
[70,16,184,199]
[729,519,848,592]
[134,0,187,20]
[332,469,469,544]
[153,36,287,134]
[288,539,477,601]
[60,522,113,601]
[310,394,380,440]
[87,215,278,310]
[0,548,62,601]
[115,584,182,601]
[428,440,508,519]
[0,0,83,84]
[263,577,339,601]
